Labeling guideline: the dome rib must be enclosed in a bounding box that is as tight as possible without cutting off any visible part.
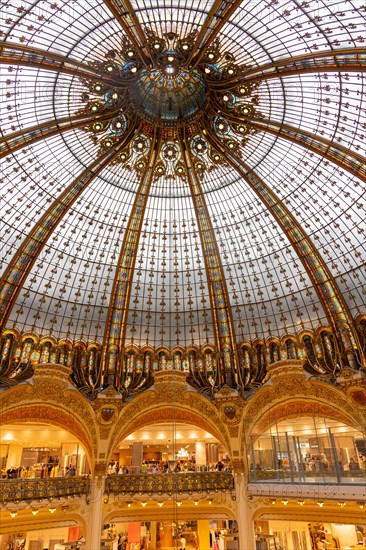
[0,41,110,80]
[204,126,365,369]
[179,128,238,387]
[103,130,162,382]
[0,128,135,333]
[247,119,366,184]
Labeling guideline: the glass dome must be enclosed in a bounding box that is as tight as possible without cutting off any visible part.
[0,0,365,397]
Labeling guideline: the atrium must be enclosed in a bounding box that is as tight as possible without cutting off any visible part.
[0,0,365,549]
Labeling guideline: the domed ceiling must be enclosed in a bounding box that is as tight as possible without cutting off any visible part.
[0,0,365,395]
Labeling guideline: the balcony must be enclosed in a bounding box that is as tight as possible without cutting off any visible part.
[105,471,235,496]
[0,477,90,504]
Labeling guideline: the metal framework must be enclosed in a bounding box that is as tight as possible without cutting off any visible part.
[102,0,150,64]
[0,42,113,81]
[102,131,161,382]
[205,127,365,368]
[247,119,366,184]
[188,0,241,68]
[211,48,366,89]
[179,129,238,384]
[0,112,119,159]
[0,126,136,332]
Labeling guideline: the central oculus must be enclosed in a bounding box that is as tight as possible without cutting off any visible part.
[130,65,208,125]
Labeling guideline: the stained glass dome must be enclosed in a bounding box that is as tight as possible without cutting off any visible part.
[0,0,365,398]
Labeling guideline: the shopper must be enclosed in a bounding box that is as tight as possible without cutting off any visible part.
[179,535,186,550]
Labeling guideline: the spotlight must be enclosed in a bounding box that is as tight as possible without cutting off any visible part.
[10,511,17,518]
[127,502,132,508]
[31,509,39,515]
[358,502,365,509]
[281,499,288,506]
[317,501,324,507]
[157,502,164,507]
[49,507,56,513]
[194,500,199,506]
[176,501,182,507]
[208,499,213,505]
[297,500,305,506]
[141,502,147,507]
[338,501,346,507]
[271,499,276,505]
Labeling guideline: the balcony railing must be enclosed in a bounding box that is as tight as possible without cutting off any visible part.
[105,471,235,495]
[0,477,90,503]
[248,468,366,484]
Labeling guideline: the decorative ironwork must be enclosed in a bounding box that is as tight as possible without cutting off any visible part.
[0,128,135,333]
[0,477,90,504]
[205,127,365,372]
[1,1,365,397]
[105,472,235,496]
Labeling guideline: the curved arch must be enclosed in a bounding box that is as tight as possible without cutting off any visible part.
[114,408,227,452]
[250,398,364,437]
[0,404,94,471]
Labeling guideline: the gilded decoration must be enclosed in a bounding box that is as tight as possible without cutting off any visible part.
[0,477,90,504]
[107,385,231,460]
[0,371,98,460]
[104,472,235,496]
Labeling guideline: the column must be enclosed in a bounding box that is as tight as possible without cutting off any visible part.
[132,441,143,469]
[197,519,211,550]
[195,440,206,469]
[149,521,157,550]
[85,477,105,550]
[235,473,256,550]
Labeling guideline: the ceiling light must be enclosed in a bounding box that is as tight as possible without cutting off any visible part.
[223,95,230,102]
[164,64,176,75]
[153,43,160,50]
[205,67,211,74]
[281,499,288,506]
[127,50,134,57]
[338,501,346,507]
[176,501,182,507]
[10,511,17,518]
[208,52,215,60]
[271,499,276,505]
[127,502,132,507]
[182,44,189,50]
[167,55,174,62]
[112,93,118,99]
[157,502,164,507]
[317,501,324,507]
[208,499,212,505]
[31,509,39,515]
[141,502,147,507]
[131,66,137,73]
[194,500,199,506]
[49,507,56,513]
[358,502,365,509]
[297,500,305,506]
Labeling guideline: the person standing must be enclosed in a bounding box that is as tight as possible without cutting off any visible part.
[179,534,186,550]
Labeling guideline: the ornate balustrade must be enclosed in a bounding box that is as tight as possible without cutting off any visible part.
[105,471,235,496]
[0,476,90,503]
